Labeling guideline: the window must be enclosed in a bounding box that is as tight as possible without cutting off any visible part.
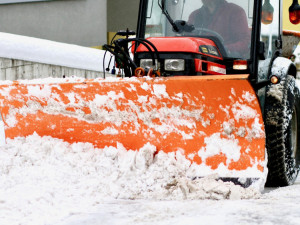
[260,0,280,59]
[145,0,254,59]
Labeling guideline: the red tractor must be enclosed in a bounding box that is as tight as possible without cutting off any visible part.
[103,0,300,187]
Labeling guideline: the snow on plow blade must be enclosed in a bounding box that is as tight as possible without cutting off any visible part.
[0,75,265,180]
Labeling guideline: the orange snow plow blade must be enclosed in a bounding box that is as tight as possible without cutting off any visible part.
[0,75,265,179]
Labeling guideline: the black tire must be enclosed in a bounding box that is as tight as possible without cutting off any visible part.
[265,75,300,187]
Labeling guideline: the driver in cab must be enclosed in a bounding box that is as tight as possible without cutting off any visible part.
[188,0,250,57]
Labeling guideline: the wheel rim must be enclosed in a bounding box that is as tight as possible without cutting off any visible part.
[291,106,298,159]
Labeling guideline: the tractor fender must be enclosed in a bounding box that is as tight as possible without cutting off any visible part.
[271,57,297,79]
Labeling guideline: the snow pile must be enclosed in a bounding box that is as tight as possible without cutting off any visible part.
[296,79,300,90]
[0,134,261,225]
[0,32,113,72]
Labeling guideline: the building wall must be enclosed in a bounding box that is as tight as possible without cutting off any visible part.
[107,0,139,33]
[0,0,107,47]
[0,57,103,80]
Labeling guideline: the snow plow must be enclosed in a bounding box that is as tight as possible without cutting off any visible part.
[0,0,300,188]
[0,76,266,179]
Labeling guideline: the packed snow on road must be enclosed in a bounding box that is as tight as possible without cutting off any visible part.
[0,33,300,225]
[0,133,300,225]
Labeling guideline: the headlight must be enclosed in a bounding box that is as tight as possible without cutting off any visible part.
[164,59,185,71]
[140,59,158,70]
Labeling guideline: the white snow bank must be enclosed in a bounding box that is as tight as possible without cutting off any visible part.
[0,32,113,72]
[296,79,300,90]
[0,134,261,225]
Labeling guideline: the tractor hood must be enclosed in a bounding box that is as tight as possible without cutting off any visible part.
[136,37,224,60]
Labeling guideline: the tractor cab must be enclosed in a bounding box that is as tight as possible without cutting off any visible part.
[133,0,290,82]
[136,0,252,76]
[105,0,295,85]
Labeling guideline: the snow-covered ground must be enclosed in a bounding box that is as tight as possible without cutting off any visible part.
[58,181,300,225]
[1,134,300,225]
